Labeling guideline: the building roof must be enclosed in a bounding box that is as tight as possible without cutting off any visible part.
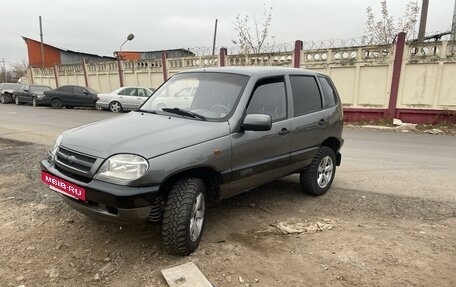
[22,36,116,61]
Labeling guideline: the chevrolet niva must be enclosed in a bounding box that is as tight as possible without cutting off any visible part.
[41,67,344,255]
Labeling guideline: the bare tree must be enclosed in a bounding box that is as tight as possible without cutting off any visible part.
[232,6,275,55]
[10,60,29,78]
[363,0,420,45]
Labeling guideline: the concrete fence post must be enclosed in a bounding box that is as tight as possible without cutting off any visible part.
[388,32,406,119]
[29,67,34,84]
[53,65,59,88]
[293,40,303,68]
[219,47,227,67]
[162,51,168,81]
[117,56,124,87]
[82,58,89,87]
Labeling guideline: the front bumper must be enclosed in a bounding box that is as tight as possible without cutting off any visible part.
[96,102,110,109]
[41,159,161,224]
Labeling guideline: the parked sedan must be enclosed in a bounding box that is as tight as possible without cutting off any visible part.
[96,86,153,112]
[42,85,99,109]
[0,83,22,104]
[150,86,196,110]
[14,84,53,106]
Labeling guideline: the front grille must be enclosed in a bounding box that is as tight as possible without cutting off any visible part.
[55,146,97,176]
[55,165,92,183]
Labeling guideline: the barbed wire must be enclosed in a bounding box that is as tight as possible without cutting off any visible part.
[174,31,453,57]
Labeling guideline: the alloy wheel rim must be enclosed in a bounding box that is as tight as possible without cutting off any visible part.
[111,103,120,112]
[317,156,333,188]
[189,192,205,242]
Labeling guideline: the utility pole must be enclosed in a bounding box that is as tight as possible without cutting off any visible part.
[39,16,45,68]
[418,0,429,43]
[451,0,456,41]
[212,19,218,56]
[1,58,6,82]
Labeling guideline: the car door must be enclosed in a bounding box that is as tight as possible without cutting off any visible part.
[56,86,75,105]
[288,75,328,168]
[71,86,87,106]
[118,87,137,109]
[226,76,292,198]
[134,88,149,109]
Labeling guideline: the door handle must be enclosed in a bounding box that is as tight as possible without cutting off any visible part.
[278,128,290,136]
[318,119,327,126]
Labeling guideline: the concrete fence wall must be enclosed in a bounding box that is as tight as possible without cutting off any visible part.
[30,34,456,123]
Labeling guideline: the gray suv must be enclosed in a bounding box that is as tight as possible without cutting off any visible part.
[41,67,344,255]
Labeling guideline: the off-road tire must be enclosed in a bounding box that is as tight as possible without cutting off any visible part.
[51,99,63,109]
[300,146,336,196]
[161,177,206,255]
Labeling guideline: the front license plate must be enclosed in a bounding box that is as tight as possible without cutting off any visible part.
[41,171,86,201]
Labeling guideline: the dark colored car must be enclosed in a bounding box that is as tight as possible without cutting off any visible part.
[0,83,22,104]
[14,84,53,106]
[41,67,344,255]
[42,85,99,109]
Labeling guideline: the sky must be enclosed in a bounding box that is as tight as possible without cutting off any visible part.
[1,0,454,68]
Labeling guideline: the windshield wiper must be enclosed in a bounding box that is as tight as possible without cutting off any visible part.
[162,107,206,120]
[136,109,156,114]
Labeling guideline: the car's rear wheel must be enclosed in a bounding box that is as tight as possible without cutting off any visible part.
[162,177,206,255]
[15,96,20,105]
[109,101,123,113]
[51,98,63,109]
[300,146,336,196]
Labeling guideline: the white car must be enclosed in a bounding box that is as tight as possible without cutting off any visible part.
[96,86,154,112]
[151,87,196,110]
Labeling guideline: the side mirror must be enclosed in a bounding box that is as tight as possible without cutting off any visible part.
[241,114,272,131]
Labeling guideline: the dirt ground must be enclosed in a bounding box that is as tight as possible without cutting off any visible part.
[0,138,455,287]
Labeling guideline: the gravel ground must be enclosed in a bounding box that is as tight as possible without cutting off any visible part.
[1,138,455,287]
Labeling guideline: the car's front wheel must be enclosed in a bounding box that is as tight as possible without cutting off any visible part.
[0,95,7,104]
[162,177,206,255]
[300,146,336,196]
[32,97,37,107]
[109,101,123,113]
[15,96,21,105]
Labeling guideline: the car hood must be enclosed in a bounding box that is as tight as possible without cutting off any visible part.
[60,111,230,159]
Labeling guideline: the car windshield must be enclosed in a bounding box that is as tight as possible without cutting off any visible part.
[140,72,249,120]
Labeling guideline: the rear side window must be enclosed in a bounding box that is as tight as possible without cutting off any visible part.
[318,77,338,108]
[120,88,137,96]
[290,76,322,116]
[246,77,287,122]
[74,86,85,95]
[59,86,73,93]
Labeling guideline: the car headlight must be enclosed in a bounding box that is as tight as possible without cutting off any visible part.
[97,154,149,180]
[49,134,62,160]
